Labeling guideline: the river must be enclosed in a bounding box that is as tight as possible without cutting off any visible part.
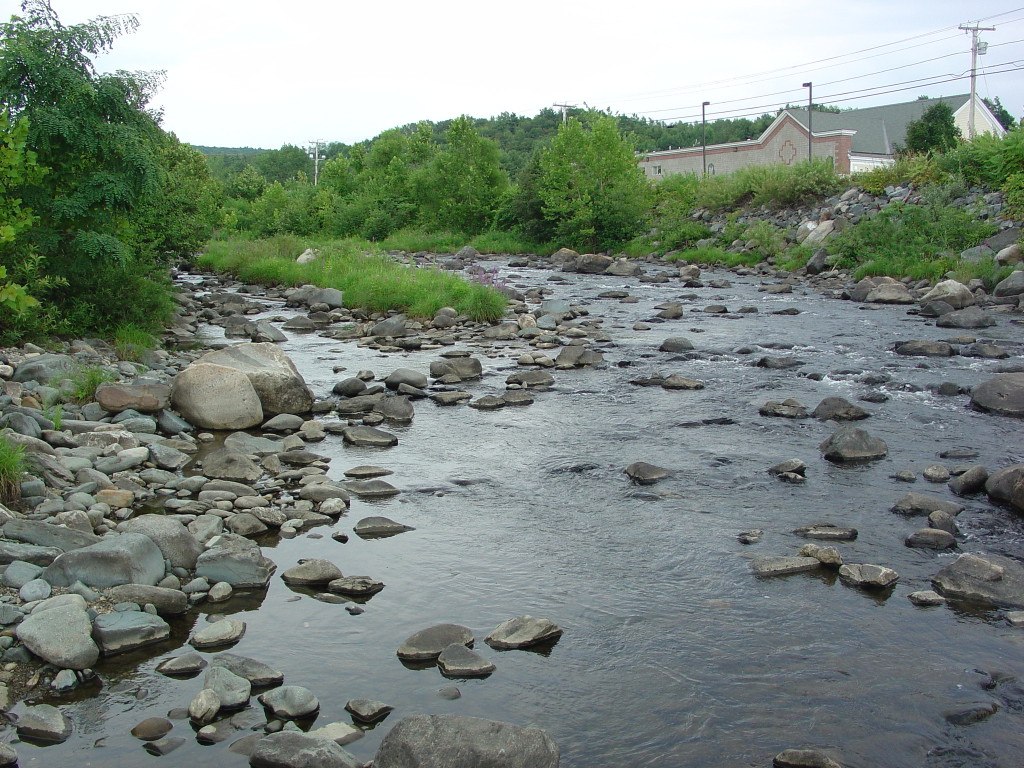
[17,260,1024,768]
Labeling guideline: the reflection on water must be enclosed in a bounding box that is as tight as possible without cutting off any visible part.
[18,264,1024,768]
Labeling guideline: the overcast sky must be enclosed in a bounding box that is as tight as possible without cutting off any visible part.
[2,0,1022,149]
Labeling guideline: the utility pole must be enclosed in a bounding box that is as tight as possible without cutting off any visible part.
[553,103,577,123]
[802,82,813,161]
[701,101,710,176]
[308,140,326,185]
[959,23,995,140]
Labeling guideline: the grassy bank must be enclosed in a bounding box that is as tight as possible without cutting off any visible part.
[197,235,508,322]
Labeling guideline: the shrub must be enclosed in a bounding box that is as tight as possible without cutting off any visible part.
[0,434,25,505]
[1002,172,1024,221]
[853,154,945,194]
[114,323,158,362]
[743,219,785,259]
[65,365,117,404]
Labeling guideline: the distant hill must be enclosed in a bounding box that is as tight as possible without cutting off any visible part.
[191,145,268,155]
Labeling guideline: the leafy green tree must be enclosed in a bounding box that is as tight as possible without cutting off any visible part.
[0,112,41,320]
[538,115,652,250]
[252,144,310,183]
[904,102,962,154]
[0,0,175,333]
[228,164,267,201]
[418,116,507,234]
[983,96,1016,130]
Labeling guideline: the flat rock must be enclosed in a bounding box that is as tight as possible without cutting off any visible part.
[341,425,398,447]
[894,340,954,357]
[156,653,208,676]
[374,714,559,768]
[812,396,869,421]
[485,615,563,649]
[131,716,174,741]
[17,599,98,669]
[2,518,100,552]
[397,624,474,661]
[908,590,947,606]
[345,699,393,724]
[438,643,496,677]
[972,373,1024,417]
[793,523,857,541]
[905,528,957,549]
[773,748,844,768]
[259,685,320,719]
[935,306,996,329]
[209,652,284,687]
[106,584,187,615]
[354,516,414,538]
[122,514,204,570]
[932,553,1024,608]
[248,731,362,768]
[16,703,72,743]
[891,493,964,517]
[624,461,671,484]
[751,556,822,576]
[343,479,400,498]
[195,537,276,588]
[838,563,899,589]
[191,617,246,649]
[92,611,170,655]
[41,532,165,588]
[204,665,252,710]
[327,576,385,596]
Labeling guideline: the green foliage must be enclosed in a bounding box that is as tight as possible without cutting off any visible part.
[853,153,944,193]
[1003,172,1024,221]
[665,245,761,268]
[695,159,841,210]
[947,256,1014,291]
[113,322,157,362]
[743,219,785,258]
[417,116,508,234]
[776,243,814,272]
[0,433,25,504]
[252,145,311,183]
[537,116,653,250]
[65,364,116,403]
[198,235,507,322]
[903,103,961,154]
[228,164,267,201]
[983,96,1016,130]
[44,402,63,429]
[829,200,998,281]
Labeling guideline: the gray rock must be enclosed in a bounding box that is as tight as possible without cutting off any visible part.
[2,518,100,551]
[12,354,76,384]
[209,653,284,687]
[932,553,1024,608]
[248,731,362,768]
[370,315,408,337]
[16,599,98,669]
[819,426,887,463]
[1,560,42,588]
[773,749,843,768]
[41,533,165,587]
[905,528,957,549]
[107,584,188,615]
[891,493,964,517]
[344,479,399,498]
[437,643,495,678]
[751,556,822,576]
[624,461,671,484]
[156,653,208,676]
[792,523,859,540]
[935,306,996,329]
[341,425,398,447]
[263,413,304,432]
[92,611,170,654]
[196,344,313,416]
[327,576,385,597]
[19,578,50,602]
[122,514,204,570]
[374,714,559,768]
[798,543,843,567]
[505,370,555,389]
[838,563,899,589]
[429,357,483,381]
[659,337,694,352]
[259,685,319,719]
[398,624,474,661]
[485,616,563,649]
[812,397,869,421]
[189,688,221,725]
[385,368,427,390]
[204,665,252,710]
[0,540,60,567]
[195,536,276,588]
[374,395,414,423]
[16,703,72,743]
[202,449,263,483]
[759,399,808,418]
[130,716,174,741]
[170,363,264,430]
[993,269,1024,297]
[354,516,414,538]
[191,617,246,649]
[281,558,343,585]
[345,699,393,724]
[985,464,1024,512]
[893,340,954,357]
[908,590,947,606]
[920,280,975,310]
[224,431,283,455]
[972,374,1024,418]
[949,465,989,496]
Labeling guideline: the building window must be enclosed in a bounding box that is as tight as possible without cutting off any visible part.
[707,163,715,175]
[654,165,662,175]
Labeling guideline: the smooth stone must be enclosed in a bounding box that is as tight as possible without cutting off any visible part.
[189,688,221,725]
[908,590,947,606]
[750,556,821,576]
[130,716,173,741]
[624,461,671,484]
[838,563,899,589]
[204,665,252,710]
[437,644,496,678]
[248,731,362,768]
[345,699,393,724]
[308,721,363,746]
[891,493,964,517]
[16,599,98,669]
[485,615,563,649]
[905,528,957,550]
[397,624,474,661]
[16,703,72,743]
[819,426,887,463]
[156,653,208,676]
[258,685,320,719]
[92,611,170,655]
[281,558,344,585]
[341,425,398,447]
[191,618,246,649]
[40,532,165,588]
[792,523,857,541]
[773,748,844,768]
[971,373,1024,417]
[354,516,414,538]
[107,584,188,615]
[932,553,1024,608]
[374,714,559,768]
[209,652,285,687]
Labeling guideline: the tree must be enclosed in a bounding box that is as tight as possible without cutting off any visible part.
[252,144,311,183]
[0,112,41,321]
[983,96,1016,130]
[537,115,652,250]
[0,0,175,333]
[418,116,507,234]
[903,102,961,154]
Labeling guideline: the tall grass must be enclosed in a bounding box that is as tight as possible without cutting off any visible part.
[696,159,841,211]
[65,365,117,403]
[0,434,25,505]
[114,323,158,362]
[198,236,508,322]
[376,228,552,256]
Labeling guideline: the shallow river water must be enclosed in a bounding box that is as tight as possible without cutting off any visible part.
[16,262,1024,768]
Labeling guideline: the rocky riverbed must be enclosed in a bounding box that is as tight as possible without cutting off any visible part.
[1,248,1024,768]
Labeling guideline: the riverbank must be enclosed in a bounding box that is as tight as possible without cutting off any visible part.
[1,250,1024,767]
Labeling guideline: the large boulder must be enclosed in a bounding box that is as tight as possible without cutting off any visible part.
[2,519,100,552]
[12,354,76,384]
[971,373,1024,418]
[171,363,264,430]
[16,597,99,669]
[374,714,559,768]
[40,533,165,587]
[932,553,1024,608]
[107,584,188,615]
[985,464,1024,512]
[919,280,975,309]
[195,535,276,588]
[196,343,313,416]
[92,611,171,655]
[121,514,204,570]
[249,731,362,768]
[993,270,1024,297]
[95,381,171,414]
[819,426,887,463]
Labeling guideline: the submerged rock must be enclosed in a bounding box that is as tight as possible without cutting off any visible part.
[932,553,1024,608]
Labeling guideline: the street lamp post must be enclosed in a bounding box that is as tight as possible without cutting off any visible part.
[802,82,813,161]
[702,101,710,176]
